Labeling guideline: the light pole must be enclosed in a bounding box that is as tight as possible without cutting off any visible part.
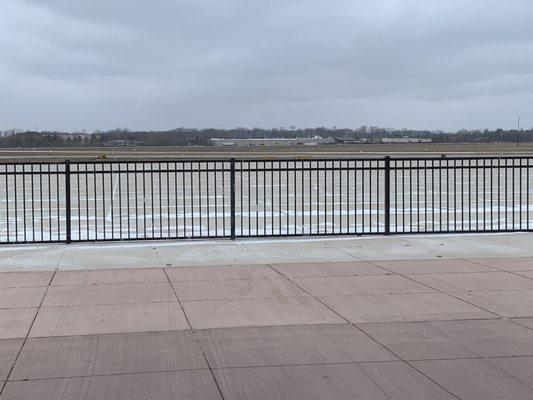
[517,116,520,147]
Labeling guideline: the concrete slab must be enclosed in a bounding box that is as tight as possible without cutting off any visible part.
[156,242,258,267]
[242,241,356,263]
[469,257,533,272]
[454,290,533,317]
[0,272,53,288]
[214,362,456,400]
[293,275,434,296]
[0,308,37,339]
[0,370,222,400]
[165,264,279,281]
[2,233,533,273]
[0,287,46,309]
[0,246,64,271]
[513,318,533,330]
[516,270,533,279]
[42,282,176,307]
[331,237,444,261]
[10,331,206,380]
[485,233,533,250]
[270,261,388,277]
[172,279,307,301]
[401,234,532,259]
[59,245,160,270]
[29,302,188,337]
[358,319,533,360]
[461,234,533,257]
[51,268,167,286]
[407,271,533,292]
[196,324,396,368]
[412,356,533,400]
[319,292,495,323]
[0,339,23,381]
[372,258,497,274]
[182,297,344,329]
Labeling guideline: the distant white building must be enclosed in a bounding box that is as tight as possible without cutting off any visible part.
[381,137,432,143]
[210,137,335,147]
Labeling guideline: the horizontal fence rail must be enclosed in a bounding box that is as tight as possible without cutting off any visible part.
[1,156,532,244]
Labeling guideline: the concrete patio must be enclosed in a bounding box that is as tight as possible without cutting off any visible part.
[0,233,532,399]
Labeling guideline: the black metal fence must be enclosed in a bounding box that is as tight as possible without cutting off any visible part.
[1,156,531,244]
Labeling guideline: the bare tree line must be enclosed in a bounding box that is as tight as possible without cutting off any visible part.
[1,126,531,148]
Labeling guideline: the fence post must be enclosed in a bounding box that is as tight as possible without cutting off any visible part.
[230,157,236,239]
[65,160,72,244]
[384,156,391,235]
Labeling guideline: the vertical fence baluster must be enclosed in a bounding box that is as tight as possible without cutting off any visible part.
[384,156,391,235]
[65,160,71,244]
[230,157,236,240]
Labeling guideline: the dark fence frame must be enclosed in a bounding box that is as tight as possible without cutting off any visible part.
[1,155,532,244]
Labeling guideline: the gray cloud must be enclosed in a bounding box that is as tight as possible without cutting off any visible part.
[1,0,532,131]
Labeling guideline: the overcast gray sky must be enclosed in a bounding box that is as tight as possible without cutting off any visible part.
[1,0,532,132]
